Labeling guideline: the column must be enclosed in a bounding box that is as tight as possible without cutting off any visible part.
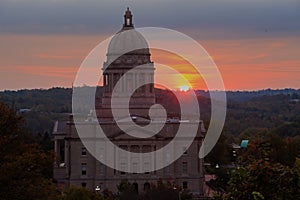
[54,139,58,165]
[152,145,155,174]
[127,145,130,173]
[110,74,113,92]
[103,74,107,92]
[139,145,142,173]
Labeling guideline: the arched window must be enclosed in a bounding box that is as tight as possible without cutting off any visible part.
[133,182,138,193]
[144,182,150,191]
[127,18,130,26]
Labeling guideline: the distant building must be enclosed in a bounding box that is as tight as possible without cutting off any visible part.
[53,8,206,195]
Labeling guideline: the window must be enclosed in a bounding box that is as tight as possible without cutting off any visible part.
[81,182,87,187]
[166,153,170,163]
[58,140,65,163]
[81,163,87,175]
[144,162,150,174]
[120,162,126,175]
[99,163,104,174]
[132,162,138,174]
[164,166,170,174]
[82,147,87,156]
[182,162,188,174]
[183,181,188,189]
[150,83,153,93]
[127,18,130,26]
[144,182,150,191]
[126,74,133,92]
[113,73,119,88]
[127,79,132,92]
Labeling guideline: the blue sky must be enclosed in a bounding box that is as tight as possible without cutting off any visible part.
[1,0,299,39]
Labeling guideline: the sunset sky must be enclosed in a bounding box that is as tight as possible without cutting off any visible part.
[0,0,299,91]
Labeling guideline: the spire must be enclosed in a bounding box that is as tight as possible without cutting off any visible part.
[123,7,134,28]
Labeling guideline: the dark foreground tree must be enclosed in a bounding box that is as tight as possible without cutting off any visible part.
[116,179,192,200]
[225,159,300,200]
[117,179,139,200]
[0,102,59,199]
[62,186,111,200]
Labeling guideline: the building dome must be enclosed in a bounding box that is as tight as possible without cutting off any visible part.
[106,7,150,56]
[107,29,150,56]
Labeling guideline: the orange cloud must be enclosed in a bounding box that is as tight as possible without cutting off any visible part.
[0,34,299,91]
[199,37,300,90]
[16,65,78,79]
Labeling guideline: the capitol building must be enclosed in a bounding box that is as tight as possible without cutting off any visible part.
[53,8,206,195]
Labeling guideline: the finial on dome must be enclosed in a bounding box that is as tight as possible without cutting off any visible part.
[123,7,134,28]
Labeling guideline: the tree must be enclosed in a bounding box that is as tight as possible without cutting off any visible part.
[225,159,300,200]
[205,132,233,167]
[141,179,192,200]
[62,186,109,200]
[0,102,59,200]
[117,179,138,200]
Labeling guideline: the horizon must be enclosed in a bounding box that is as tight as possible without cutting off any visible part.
[1,85,299,93]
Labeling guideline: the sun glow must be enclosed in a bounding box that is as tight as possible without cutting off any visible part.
[179,85,189,92]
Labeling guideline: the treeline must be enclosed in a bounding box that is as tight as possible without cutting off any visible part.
[0,88,73,133]
[1,87,299,113]
[197,88,300,102]
[0,87,299,137]
[226,93,300,136]
[0,87,72,113]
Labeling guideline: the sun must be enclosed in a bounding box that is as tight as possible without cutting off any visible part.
[179,85,190,92]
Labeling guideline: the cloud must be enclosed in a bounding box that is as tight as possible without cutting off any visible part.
[0,0,299,39]
[34,54,74,60]
[0,30,299,90]
[16,65,77,79]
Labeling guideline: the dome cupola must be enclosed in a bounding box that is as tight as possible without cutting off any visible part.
[123,7,134,29]
[100,8,155,119]
[106,8,150,57]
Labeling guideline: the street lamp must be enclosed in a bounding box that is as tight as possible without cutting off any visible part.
[173,185,181,200]
[95,185,101,194]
